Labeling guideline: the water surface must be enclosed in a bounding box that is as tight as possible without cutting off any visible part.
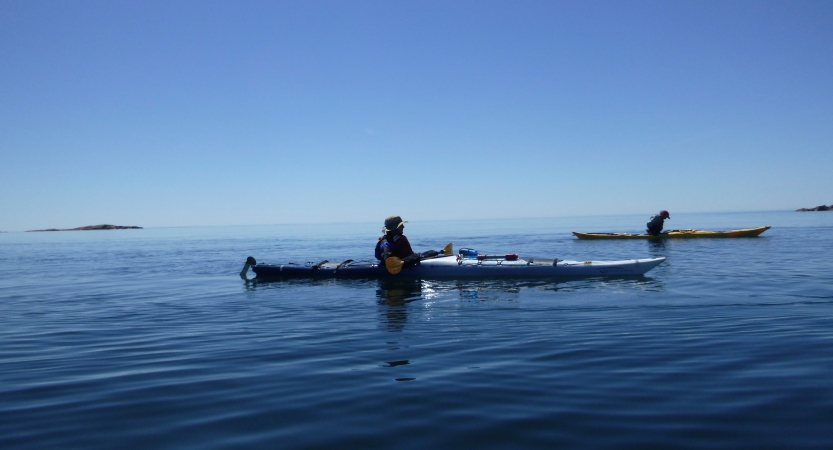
[1,211,832,449]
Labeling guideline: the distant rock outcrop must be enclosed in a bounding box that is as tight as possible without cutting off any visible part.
[27,224,143,232]
[796,205,832,212]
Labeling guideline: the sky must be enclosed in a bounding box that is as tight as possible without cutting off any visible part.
[1,0,831,231]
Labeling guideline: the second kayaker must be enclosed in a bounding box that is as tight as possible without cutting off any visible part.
[375,215,416,262]
[646,210,670,235]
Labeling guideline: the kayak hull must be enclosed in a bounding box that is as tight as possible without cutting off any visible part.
[572,226,771,240]
[250,255,665,279]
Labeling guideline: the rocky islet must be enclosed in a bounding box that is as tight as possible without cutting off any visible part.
[27,224,143,232]
[796,205,833,212]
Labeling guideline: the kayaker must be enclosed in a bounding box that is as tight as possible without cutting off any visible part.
[375,215,416,262]
[646,210,670,235]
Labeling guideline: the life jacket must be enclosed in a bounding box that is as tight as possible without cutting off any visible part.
[375,234,399,260]
[646,214,665,232]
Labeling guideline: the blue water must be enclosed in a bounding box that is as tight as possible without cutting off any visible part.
[2,211,832,449]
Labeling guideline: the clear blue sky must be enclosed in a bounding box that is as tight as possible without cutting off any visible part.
[1,1,831,231]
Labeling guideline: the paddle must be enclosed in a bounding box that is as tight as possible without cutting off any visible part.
[385,257,404,274]
[384,242,453,274]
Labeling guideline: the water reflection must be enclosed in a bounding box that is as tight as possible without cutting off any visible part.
[647,239,668,254]
[448,280,521,302]
[244,275,664,296]
[376,278,423,332]
[242,276,377,292]
[383,360,410,367]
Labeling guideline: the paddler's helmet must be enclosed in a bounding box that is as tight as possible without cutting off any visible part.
[660,210,670,219]
[383,215,407,233]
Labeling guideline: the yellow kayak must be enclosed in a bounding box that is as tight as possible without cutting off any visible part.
[572,226,771,240]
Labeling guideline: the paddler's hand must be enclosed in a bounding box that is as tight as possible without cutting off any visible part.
[403,253,422,263]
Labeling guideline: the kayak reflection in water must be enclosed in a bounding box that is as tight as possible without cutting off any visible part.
[646,210,670,236]
[375,215,419,266]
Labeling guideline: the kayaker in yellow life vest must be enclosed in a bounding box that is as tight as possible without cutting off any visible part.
[646,210,670,235]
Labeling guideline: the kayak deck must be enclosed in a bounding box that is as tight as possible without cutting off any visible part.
[572,226,771,240]
[249,255,665,279]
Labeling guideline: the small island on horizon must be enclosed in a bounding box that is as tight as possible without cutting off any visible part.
[27,224,143,232]
[796,204,832,212]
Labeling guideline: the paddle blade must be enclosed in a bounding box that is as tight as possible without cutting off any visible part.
[385,257,404,274]
[442,242,453,256]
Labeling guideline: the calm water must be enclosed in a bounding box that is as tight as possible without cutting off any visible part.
[1,211,832,449]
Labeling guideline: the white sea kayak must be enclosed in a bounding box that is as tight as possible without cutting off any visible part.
[247,255,665,279]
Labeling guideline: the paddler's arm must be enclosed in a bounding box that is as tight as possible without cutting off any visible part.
[402,252,422,267]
